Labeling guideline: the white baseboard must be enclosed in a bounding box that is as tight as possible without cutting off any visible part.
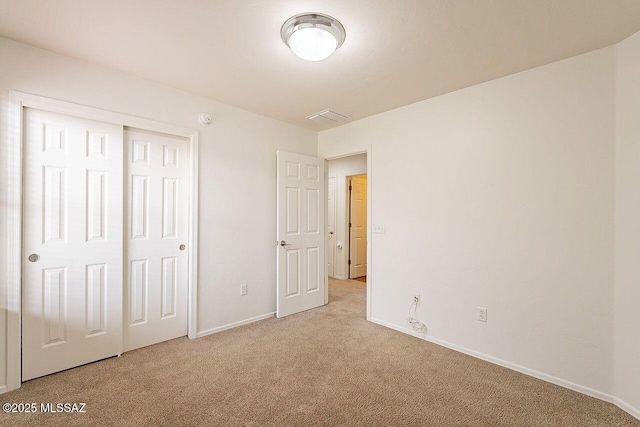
[612,397,640,420]
[370,318,639,421]
[0,386,7,394]
[196,312,275,338]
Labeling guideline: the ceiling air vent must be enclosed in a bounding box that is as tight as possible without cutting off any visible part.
[308,109,349,125]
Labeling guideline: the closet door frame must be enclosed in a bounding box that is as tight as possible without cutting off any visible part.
[4,90,200,392]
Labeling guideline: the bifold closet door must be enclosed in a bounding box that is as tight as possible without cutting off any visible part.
[124,128,189,352]
[22,108,124,381]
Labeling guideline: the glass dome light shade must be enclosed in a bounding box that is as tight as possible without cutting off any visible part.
[281,13,346,62]
[288,27,337,61]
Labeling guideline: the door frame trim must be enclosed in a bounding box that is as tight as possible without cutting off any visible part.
[4,90,200,392]
[324,148,372,321]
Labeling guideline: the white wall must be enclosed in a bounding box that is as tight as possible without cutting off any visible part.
[0,37,317,391]
[614,31,640,417]
[327,154,367,279]
[320,47,618,399]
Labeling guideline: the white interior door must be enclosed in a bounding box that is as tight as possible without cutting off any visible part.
[124,128,189,351]
[276,151,325,318]
[22,108,123,381]
[327,176,336,278]
[349,175,367,279]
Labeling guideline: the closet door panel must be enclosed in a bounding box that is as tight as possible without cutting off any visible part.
[22,108,123,381]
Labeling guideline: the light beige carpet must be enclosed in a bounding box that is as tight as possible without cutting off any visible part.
[1,279,638,426]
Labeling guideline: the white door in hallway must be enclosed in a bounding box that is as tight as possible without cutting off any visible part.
[124,128,189,351]
[22,108,124,381]
[327,176,336,277]
[276,151,326,317]
[349,175,367,279]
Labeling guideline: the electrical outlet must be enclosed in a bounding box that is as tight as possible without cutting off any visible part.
[413,294,420,305]
[478,307,487,322]
[241,284,247,296]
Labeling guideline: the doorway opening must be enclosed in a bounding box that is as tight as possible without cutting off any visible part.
[326,153,369,318]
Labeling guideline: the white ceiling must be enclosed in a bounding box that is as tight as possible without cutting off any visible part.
[2,0,640,131]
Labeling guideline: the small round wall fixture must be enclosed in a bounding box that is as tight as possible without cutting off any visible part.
[281,13,346,62]
[199,112,212,125]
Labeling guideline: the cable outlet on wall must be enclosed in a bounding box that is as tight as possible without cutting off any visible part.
[478,307,487,322]
[413,294,420,305]
[241,284,247,296]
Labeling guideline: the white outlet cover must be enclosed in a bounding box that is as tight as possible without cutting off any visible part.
[478,307,487,322]
[373,224,386,234]
[241,284,247,296]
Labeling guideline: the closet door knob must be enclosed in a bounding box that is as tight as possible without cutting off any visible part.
[179,244,186,250]
[28,254,40,262]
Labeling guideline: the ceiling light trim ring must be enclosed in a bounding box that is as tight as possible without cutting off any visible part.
[281,13,346,50]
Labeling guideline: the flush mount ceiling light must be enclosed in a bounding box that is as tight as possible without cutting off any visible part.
[281,13,346,61]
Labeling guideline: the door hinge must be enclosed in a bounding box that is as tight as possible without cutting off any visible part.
[349,222,352,228]
[349,185,352,190]
[348,259,351,265]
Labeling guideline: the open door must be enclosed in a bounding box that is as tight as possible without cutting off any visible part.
[276,151,325,318]
[349,175,367,279]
